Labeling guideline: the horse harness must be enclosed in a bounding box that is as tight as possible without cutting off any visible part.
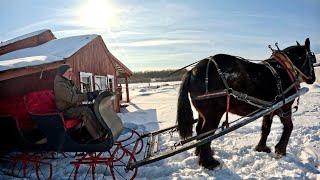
[195,50,315,128]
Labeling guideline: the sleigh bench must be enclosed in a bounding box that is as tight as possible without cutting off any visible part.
[24,90,81,129]
[0,90,81,131]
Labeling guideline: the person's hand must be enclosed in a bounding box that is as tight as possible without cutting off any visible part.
[87,92,95,101]
[92,90,100,99]
[87,91,100,101]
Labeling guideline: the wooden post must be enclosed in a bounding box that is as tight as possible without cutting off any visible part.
[125,76,130,102]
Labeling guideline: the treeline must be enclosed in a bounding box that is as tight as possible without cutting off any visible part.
[122,69,188,83]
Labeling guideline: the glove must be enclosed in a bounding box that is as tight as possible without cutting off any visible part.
[87,92,95,101]
[92,90,100,99]
[87,91,100,101]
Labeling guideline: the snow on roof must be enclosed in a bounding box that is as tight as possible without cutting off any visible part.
[0,29,50,48]
[0,34,98,72]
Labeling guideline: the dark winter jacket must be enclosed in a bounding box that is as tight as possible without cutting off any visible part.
[54,75,88,111]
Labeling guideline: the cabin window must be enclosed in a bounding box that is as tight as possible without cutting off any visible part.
[80,72,93,93]
[107,75,115,92]
[94,75,107,90]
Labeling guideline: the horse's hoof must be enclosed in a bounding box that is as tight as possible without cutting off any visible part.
[199,158,221,170]
[275,146,286,156]
[195,148,200,156]
[255,145,271,153]
[273,153,283,159]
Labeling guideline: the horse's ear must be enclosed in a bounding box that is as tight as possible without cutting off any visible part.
[296,41,301,46]
[305,38,310,51]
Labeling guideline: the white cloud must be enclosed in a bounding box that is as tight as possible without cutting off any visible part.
[109,39,209,47]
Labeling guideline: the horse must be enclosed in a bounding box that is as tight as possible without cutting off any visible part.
[176,38,316,169]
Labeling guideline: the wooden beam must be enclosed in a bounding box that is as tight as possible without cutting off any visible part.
[125,76,130,102]
[0,61,65,81]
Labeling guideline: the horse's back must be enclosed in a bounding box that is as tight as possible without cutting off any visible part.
[190,54,279,102]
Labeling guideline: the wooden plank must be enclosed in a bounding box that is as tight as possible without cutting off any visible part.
[0,62,63,81]
[152,135,159,156]
[145,134,153,158]
[146,134,159,158]
[125,77,130,102]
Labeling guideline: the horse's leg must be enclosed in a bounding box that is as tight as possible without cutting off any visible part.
[275,108,293,156]
[255,113,273,153]
[195,115,204,156]
[197,108,224,169]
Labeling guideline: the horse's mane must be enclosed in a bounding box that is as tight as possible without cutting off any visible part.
[283,45,303,52]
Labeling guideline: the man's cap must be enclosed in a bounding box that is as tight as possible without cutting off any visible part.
[56,64,71,75]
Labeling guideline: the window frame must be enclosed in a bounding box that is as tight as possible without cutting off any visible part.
[94,75,107,91]
[79,72,94,93]
[107,74,115,92]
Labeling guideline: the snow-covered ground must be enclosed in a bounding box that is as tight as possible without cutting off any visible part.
[1,81,319,179]
[118,81,320,179]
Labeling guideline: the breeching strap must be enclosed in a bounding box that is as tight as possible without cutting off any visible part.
[205,57,231,128]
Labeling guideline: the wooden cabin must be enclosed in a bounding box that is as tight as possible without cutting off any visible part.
[0,29,132,112]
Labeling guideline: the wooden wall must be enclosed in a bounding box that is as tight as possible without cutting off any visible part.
[68,36,116,84]
[0,30,55,56]
[0,36,121,111]
[0,69,57,98]
[68,36,119,111]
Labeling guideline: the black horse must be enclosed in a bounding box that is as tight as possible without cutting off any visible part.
[177,38,316,169]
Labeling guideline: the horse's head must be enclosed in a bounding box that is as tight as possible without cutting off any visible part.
[282,38,316,84]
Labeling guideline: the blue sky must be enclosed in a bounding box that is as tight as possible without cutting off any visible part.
[0,0,319,71]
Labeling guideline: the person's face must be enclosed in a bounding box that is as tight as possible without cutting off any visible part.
[63,68,73,80]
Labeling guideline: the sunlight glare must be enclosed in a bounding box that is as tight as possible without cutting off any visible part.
[77,0,116,29]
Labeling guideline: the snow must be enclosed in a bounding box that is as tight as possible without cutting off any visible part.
[0,29,49,48]
[0,81,319,179]
[0,34,98,72]
[119,82,320,179]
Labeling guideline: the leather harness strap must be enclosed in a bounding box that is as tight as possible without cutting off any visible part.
[205,57,231,128]
[201,52,307,127]
[262,61,286,104]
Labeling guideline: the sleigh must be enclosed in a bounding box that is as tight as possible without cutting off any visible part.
[0,90,142,179]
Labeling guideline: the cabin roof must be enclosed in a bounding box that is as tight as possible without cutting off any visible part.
[0,34,98,72]
[0,29,50,48]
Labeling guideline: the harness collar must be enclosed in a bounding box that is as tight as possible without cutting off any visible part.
[272,51,315,83]
[270,52,310,90]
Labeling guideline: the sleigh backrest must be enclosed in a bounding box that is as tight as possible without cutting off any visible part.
[24,90,56,114]
[24,90,81,129]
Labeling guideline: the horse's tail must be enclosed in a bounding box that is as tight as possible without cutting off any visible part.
[177,70,194,139]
